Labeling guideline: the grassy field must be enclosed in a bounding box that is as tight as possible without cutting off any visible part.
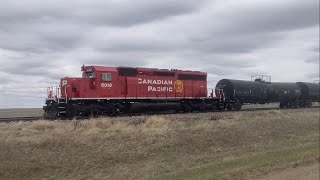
[0,108,43,118]
[0,108,319,179]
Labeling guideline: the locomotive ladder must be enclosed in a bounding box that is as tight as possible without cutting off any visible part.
[58,85,68,116]
[58,98,67,116]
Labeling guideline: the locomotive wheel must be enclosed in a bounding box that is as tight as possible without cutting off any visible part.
[211,106,216,111]
[44,106,59,119]
[199,105,206,112]
[227,104,232,111]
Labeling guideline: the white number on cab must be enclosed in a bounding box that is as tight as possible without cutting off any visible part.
[101,83,113,88]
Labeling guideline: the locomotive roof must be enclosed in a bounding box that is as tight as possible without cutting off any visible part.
[83,65,206,75]
[83,66,117,72]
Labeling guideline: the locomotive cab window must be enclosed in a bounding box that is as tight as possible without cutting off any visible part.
[83,68,96,78]
[102,73,112,81]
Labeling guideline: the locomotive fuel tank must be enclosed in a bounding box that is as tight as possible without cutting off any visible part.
[296,82,320,102]
[129,102,183,113]
[215,79,272,103]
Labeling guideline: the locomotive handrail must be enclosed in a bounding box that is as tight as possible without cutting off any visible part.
[47,86,61,99]
[64,85,68,104]
[207,88,215,98]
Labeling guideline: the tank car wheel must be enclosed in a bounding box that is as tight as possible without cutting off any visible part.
[235,104,242,111]
[215,102,223,111]
[279,103,285,109]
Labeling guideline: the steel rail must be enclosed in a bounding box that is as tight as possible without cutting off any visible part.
[0,116,42,123]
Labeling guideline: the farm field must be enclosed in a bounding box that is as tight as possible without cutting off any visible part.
[0,108,319,179]
[0,108,43,118]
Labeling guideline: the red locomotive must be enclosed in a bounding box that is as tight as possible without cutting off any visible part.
[44,65,221,118]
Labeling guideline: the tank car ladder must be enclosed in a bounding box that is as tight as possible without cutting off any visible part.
[216,89,226,110]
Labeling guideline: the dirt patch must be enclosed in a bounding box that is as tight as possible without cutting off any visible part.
[255,163,320,180]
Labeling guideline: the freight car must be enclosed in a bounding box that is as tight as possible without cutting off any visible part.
[216,77,320,110]
[296,82,320,103]
[44,66,222,119]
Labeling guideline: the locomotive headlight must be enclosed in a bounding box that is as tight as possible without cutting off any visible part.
[62,80,68,86]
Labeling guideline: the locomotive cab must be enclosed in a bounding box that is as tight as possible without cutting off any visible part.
[82,67,97,91]
[81,66,117,98]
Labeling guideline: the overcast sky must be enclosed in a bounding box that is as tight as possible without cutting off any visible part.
[0,0,319,108]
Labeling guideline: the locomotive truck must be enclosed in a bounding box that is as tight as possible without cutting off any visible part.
[43,66,320,119]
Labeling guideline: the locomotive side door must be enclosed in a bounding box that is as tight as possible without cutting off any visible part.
[126,77,138,98]
[90,78,96,90]
[120,77,127,97]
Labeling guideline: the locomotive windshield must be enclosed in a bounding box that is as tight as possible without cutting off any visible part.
[83,68,96,78]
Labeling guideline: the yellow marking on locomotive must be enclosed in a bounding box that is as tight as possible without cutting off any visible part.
[174,80,184,93]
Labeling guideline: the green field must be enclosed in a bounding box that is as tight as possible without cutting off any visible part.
[0,108,319,179]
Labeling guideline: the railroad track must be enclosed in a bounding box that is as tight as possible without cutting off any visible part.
[0,106,319,123]
[0,116,42,123]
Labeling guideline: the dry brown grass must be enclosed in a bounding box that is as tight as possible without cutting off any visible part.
[0,108,319,180]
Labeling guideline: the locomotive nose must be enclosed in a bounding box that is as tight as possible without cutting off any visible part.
[60,78,80,98]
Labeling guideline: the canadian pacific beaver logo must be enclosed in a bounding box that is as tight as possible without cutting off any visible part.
[174,80,184,93]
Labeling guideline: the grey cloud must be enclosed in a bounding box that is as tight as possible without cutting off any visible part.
[87,0,318,55]
[0,0,319,108]
[0,0,208,53]
[305,56,319,64]
[310,45,319,53]
[190,33,283,54]
[307,72,320,80]
[0,23,84,53]
[0,0,207,27]
[210,0,319,35]
[77,0,208,27]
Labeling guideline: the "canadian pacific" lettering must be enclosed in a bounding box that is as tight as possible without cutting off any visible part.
[138,78,173,85]
[138,78,174,92]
